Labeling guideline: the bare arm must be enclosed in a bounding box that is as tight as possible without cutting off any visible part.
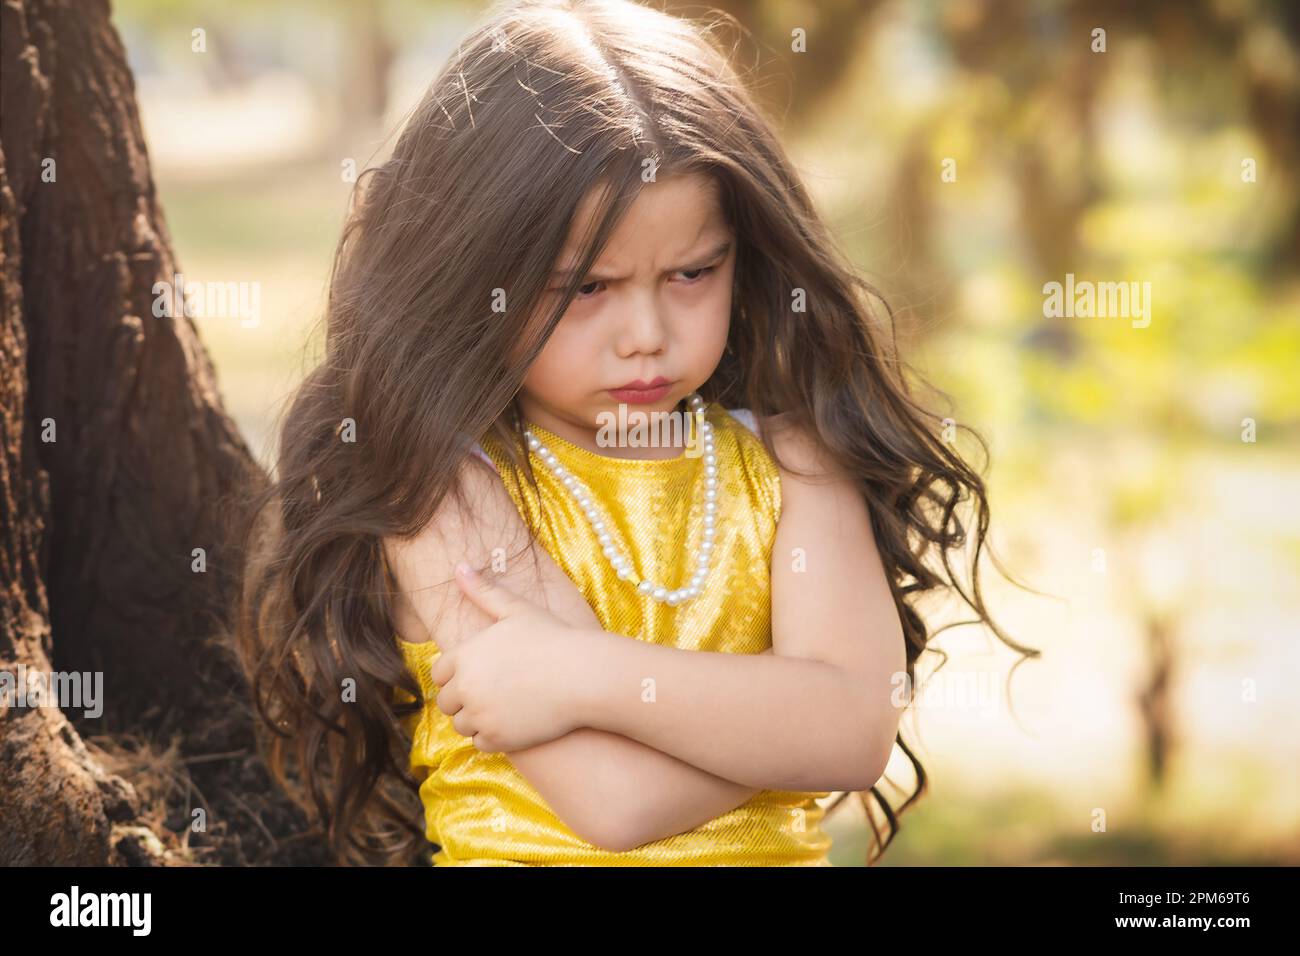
[384,457,758,852]
[569,415,906,792]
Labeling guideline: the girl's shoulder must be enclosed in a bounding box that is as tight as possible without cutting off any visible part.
[468,406,764,473]
[758,411,846,483]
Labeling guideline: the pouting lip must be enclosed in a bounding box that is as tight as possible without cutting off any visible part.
[611,376,671,391]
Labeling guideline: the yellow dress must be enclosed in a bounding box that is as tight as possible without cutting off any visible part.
[394,402,833,865]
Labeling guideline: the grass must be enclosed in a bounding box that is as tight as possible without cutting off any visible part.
[825,785,1300,866]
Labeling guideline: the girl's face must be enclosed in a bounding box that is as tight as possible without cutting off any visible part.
[517,171,736,456]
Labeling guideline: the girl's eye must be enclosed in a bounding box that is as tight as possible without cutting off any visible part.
[676,266,716,284]
[566,265,716,301]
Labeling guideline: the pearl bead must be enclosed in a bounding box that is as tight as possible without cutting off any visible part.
[523,392,718,607]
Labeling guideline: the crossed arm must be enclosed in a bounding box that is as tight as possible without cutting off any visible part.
[383,416,904,852]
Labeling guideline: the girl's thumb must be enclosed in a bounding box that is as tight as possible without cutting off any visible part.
[454,562,524,621]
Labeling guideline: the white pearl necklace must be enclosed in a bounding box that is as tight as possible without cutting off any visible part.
[523,392,717,606]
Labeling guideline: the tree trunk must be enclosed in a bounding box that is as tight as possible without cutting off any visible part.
[1,0,330,865]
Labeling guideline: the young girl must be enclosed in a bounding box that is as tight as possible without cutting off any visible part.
[236,0,1021,866]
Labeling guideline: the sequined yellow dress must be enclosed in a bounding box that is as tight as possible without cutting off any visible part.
[394,402,833,865]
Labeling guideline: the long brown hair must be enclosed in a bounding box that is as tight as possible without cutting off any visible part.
[234,0,1038,866]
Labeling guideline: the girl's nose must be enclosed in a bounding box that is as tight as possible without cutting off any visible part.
[614,291,668,356]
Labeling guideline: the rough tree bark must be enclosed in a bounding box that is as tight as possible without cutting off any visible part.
[1,0,331,865]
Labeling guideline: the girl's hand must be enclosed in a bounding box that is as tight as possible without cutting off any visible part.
[429,563,595,753]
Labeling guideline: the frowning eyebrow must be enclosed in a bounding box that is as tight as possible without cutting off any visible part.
[550,238,733,283]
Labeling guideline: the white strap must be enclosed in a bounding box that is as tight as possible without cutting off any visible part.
[726,407,759,437]
[469,443,498,473]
